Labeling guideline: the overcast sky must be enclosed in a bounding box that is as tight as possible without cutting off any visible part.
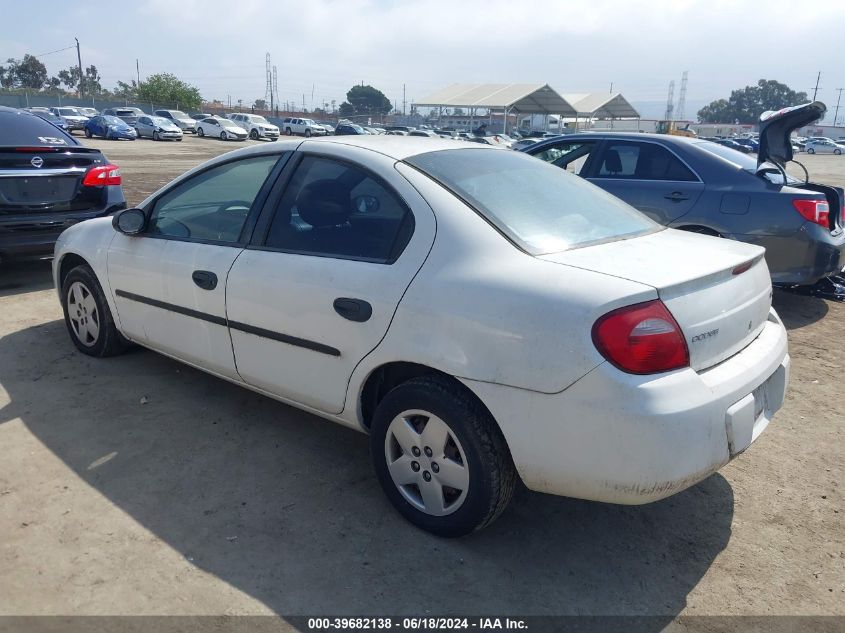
[4,0,845,120]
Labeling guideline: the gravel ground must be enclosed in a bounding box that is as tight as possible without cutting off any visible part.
[0,135,842,623]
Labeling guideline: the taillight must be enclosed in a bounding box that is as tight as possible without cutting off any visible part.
[592,300,689,375]
[82,164,121,187]
[792,199,829,228]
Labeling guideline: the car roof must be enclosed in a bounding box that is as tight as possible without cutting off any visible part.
[306,134,493,159]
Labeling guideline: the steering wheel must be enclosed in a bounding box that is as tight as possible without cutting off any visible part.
[216,200,252,213]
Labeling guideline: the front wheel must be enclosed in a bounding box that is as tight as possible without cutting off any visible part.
[84,128,92,139]
[250,129,259,140]
[285,127,292,135]
[835,149,842,155]
[153,131,160,141]
[197,127,205,137]
[370,376,516,537]
[304,129,312,138]
[220,131,227,140]
[807,147,815,154]
[61,265,130,357]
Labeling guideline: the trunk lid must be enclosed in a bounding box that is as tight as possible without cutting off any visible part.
[541,229,772,372]
[758,101,826,168]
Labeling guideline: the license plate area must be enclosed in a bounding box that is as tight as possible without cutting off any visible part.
[0,176,78,204]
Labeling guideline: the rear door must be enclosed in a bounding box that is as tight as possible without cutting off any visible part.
[226,145,436,414]
[108,152,285,379]
[585,140,705,224]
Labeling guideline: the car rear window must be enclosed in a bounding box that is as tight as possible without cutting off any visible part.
[407,148,659,254]
[0,110,78,146]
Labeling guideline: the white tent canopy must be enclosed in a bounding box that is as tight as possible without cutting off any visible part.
[417,83,577,116]
[562,93,640,119]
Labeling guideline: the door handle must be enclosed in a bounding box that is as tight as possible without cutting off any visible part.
[664,191,690,202]
[333,297,372,322]
[191,270,218,290]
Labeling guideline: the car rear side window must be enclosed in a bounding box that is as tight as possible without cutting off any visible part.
[262,155,414,263]
[148,154,280,244]
[407,148,658,254]
[593,142,697,181]
[532,141,597,175]
[0,110,77,146]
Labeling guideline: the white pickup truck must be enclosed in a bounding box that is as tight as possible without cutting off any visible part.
[281,117,328,137]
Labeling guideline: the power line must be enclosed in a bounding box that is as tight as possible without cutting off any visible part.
[33,44,75,58]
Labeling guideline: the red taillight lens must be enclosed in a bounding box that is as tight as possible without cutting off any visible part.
[792,199,829,227]
[592,300,689,374]
[82,164,121,187]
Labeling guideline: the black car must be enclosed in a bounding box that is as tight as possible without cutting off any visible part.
[335,123,366,135]
[713,138,753,154]
[521,101,844,288]
[0,107,126,261]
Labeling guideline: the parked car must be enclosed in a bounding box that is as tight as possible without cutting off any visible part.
[135,115,183,141]
[316,121,336,134]
[77,107,99,118]
[713,138,753,153]
[153,110,197,134]
[190,112,213,121]
[49,107,88,132]
[734,138,759,152]
[83,115,138,141]
[227,113,280,140]
[511,137,542,151]
[53,136,789,536]
[30,110,69,131]
[521,102,844,287]
[281,117,327,137]
[0,106,125,261]
[334,123,366,135]
[195,117,248,141]
[805,139,844,155]
[409,130,439,137]
[102,107,144,127]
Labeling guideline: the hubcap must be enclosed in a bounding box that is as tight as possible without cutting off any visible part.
[384,410,469,516]
[67,281,100,347]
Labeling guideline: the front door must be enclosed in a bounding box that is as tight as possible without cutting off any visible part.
[107,152,283,379]
[226,148,436,414]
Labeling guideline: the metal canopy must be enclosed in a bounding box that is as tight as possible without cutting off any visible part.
[417,83,577,115]
[562,93,640,119]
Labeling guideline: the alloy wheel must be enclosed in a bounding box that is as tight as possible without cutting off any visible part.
[67,281,100,347]
[384,410,470,516]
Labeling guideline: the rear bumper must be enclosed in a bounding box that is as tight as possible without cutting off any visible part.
[739,224,845,285]
[462,309,789,505]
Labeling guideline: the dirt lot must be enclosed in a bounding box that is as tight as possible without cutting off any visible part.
[0,136,843,623]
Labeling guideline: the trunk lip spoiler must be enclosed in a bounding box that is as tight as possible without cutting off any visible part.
[757,101,826,169]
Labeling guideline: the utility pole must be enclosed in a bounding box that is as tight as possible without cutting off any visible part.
[136,59,140,85]
[834,88,843,126]
[75,37,84,98]
[812,71,821,101]
[403,83,406,116]
[609,82,613,93]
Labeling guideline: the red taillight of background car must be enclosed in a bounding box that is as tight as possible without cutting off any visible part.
[82,164,121,187]
[792,199,829,228]
[592,300,690,375]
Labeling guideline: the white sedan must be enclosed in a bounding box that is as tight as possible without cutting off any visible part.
[53,137,789,537]
[805,139,844,155]
[195,116,248,141]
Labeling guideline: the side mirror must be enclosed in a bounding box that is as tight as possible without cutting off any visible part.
[112,208,146,235]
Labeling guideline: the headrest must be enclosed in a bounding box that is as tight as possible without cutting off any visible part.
[296,179,351,228]
[603,149,622,173]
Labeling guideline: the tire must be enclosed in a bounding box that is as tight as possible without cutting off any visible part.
[835,149,841,155]
[220,131,227,140]
[197,127,205,137]
[61,265,130,358]
[153,131,160,141]
[304,128,312,138]
[84,128,92,139]
[250,128,259,140]
[807,148,815,154]
[370,375,516,537]
[285,127,292,135]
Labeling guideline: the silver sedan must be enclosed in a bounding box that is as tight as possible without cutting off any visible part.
[135,115,184,141]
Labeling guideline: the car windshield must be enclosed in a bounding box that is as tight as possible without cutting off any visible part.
[150,116,171,125]
[407,149,659,254]
[170,111,188,118]
[249,115,268,123]
[220,119,240,128]
[102,116,124,125]
[115,109,139,116]
[57,108,80,116]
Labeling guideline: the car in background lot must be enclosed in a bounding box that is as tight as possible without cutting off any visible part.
[84,115,138,141]
[511,137,542,151]
[712,138,753,154]
[190,112,213,121]
[0,106,125,261]
[805,139,844,155]
[77,107,99,118]
[52,136,789,537]
[281,117,328,137]
[30,110,69,131]
[409,130,439,138]
[228,113,280,140]
[135,115,183,141]
[102,107,145,127]
[316,121,336,134]
[734,138,759,152]
[195,116,248,141]
[153,110,197,134]
[334,123,366,135]
[49,107,88,132]
[522,102,844,287]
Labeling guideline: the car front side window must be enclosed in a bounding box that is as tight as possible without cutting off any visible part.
[534,142,597,175]
[594,142,697,181]
[147,154,281,244]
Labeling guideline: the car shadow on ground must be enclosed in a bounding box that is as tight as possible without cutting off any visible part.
[0,260,53,298]
[0,321,734,624]
[772,289,829,330]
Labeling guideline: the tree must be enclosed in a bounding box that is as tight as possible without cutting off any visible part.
[698,80,808,124]
[338,101,355,116]
[345,84,392,115]
[55,64,103,95]
[2,54,48,89]
[113,79,138,101]
[136,73,202,109]
[253,98,267,110]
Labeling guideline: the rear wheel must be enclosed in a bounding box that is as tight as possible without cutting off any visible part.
[835,149,842,155]
[370,375,516,537]
[197,127,205,137]
[250,129,259,140]
[807,147,815,154]
[61,265,130,357]
[153,131,160,141]
[84,128,92,139]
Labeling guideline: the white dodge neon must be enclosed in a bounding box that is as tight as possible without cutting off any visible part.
[53,137,789,536]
